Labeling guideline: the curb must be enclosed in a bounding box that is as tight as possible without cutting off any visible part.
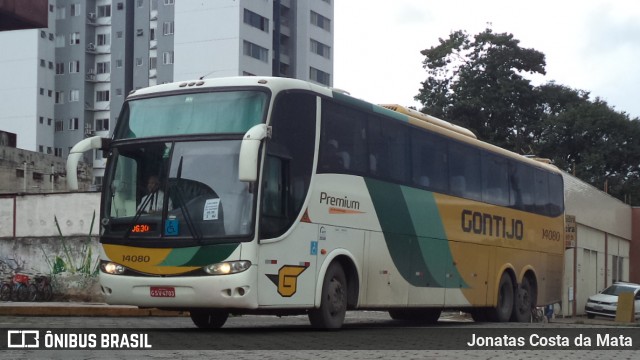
[0,303,187,317]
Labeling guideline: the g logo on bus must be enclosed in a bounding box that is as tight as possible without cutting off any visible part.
[266,265,307,297]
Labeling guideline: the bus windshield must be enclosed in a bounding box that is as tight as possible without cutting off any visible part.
[104,140,254,242]
[115,90,268,139]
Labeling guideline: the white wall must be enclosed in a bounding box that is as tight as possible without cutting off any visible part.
[0,192,100,238]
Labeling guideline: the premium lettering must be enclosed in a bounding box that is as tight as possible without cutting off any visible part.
[461,209,524,240]
[320,192,360,210]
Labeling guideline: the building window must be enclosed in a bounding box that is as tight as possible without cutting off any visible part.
[70,3,81,16]
[47,147,52,155]
[55,148,63,157]
[150,28,156,41]
[163,21,174,35]
[137,0,143,7]
[39,88,44,95]
[33,172,43,181]
[135,57,143,66]
[116,59,123,68]
[243,40,268,62]
[69,118,79,130]
[69,89,80,102]
[48,61,54,69]
[311,39,331,59]
[97,61,110,74]
[244,9,269,32]
[149,57,157,69]
[310,11,331,32]
[47,90,52,97]
[39,116,44,124]
[40,59,45,67]
[162,51,174,64]
[48,118,52,126]
[96,90,110,102]
[38,146,44,153]
[95,118,109,131]
[40,31,46,38]
[310,67,330,86]
[16,169,24,178]
[69,32,80,45]
[69,60,80,73]
[165,0,174,5]
[97,33,110,46]
[55,120,64,132]
[98,5,111,17]
[117,2,124,10]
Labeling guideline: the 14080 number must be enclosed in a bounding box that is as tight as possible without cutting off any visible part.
[122,255,151,263]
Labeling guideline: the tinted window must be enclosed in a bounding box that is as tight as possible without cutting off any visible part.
[368,116,409,183]
[509,162,535,212]
[548,173,564,217]
[448,142,481,200]
[534,169,550,215]
[482,152,509,206]
[411,130,448,192]
[318,100,367,174]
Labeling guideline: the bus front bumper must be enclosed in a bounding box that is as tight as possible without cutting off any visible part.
[99,266,258,309]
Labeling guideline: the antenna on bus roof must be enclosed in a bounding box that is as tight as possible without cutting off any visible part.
[199,70,221,80]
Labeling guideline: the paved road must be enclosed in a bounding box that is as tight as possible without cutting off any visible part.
[1,311,638,359]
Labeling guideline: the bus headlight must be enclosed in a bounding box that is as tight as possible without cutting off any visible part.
[204,260,251,275]
[100,261,126,275]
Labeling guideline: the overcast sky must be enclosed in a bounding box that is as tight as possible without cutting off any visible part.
[334,0,640,119]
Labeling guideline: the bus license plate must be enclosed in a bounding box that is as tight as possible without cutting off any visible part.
[150,286,175,297]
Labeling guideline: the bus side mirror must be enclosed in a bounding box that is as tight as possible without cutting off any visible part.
[239,124,270,182]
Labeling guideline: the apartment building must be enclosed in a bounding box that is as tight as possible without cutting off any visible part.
[0,0,334,189]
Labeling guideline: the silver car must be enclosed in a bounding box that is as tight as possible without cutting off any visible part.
[584,282,640,319]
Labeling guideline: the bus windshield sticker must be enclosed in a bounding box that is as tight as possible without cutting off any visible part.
[203,198,220,221]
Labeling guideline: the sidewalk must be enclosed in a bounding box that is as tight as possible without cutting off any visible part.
[0,301,187,317]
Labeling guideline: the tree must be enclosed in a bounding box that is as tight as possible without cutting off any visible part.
[536,85,640,203]
[416,28,546,152]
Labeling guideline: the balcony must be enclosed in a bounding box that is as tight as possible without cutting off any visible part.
[87,13,111,27]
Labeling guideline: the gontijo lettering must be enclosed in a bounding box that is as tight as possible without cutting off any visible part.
[461,209,524,240]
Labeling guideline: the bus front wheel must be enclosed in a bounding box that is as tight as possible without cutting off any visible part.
[189,309,229,329]
[309,262,347,329]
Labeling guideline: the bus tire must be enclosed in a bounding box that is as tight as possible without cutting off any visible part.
[309,262,347,329]
[389,308,441,324]
[488,273,514,322]
[189,309,229,329]
[512,276,534,322]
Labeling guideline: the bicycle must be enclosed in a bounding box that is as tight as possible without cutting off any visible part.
[27,273,53,301]
[0,273,30,302]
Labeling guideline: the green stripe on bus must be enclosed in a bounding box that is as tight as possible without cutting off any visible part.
[365,178,467,288]
[160,243,239,266]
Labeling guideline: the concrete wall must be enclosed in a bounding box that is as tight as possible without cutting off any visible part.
[0,192,102,301]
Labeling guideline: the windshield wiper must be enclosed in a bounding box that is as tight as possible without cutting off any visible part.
[171,156,203,241]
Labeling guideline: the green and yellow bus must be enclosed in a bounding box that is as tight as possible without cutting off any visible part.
[68,77,564,329]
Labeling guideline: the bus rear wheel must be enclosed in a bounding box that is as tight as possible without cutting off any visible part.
[512,276,535,322]
[308,262,347,329]
[488,273,514,322]
[189,309,229,329]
